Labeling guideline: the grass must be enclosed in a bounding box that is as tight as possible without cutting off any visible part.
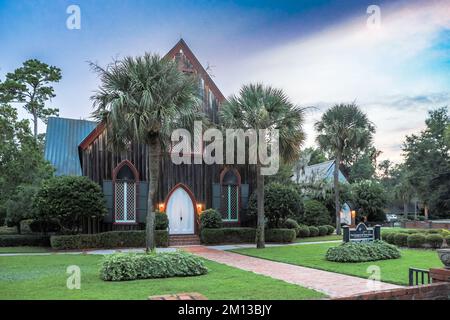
[0,247,51,254]
[232,242,444,285]
[295,235,342,243]
[0,253,325,300]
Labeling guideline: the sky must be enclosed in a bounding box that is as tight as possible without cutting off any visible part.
[0,0,449,163]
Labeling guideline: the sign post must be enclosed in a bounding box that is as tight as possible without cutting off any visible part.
[343,223,381,243]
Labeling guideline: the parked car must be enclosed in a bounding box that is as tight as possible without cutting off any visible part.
[386,214,398,222]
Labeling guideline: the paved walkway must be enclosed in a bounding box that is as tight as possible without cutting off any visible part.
[183,246,402,298]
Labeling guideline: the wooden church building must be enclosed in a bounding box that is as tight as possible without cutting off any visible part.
[44,39,256,237]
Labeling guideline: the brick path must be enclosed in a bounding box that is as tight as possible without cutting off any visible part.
[183,246,402,298]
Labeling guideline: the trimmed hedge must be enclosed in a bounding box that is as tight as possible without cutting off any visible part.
[425,234,443,249]
[265,228,297,243]
[393,233,408,247]
[325,225,335,235]
[0,234,50,247]
[50,230,169,250]
[326,241,401,262]
[318,226,328,236]
[100,251,208,281]
[298,225,310,238]
[308,226,319,237]
[200,228,296,244]
[407,234,426,248]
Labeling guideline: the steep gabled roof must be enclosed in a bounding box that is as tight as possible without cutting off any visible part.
[79,38,225,151]
[44,117,97,176]
[164,38,225,102]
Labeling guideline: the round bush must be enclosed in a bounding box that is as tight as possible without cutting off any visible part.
[283,218,300,236]
[326,241,401,262]
[383,233,397,245]
[155,211,169,230]
[200,209,223,229]
[407,234,426,248]
[34,176,106,231]
[248,183,303,227]
[302,200,330,226]
[425,234,443,249]
[298,225,310,238]
[318,226,328,236]
[445,235,450,245]
[308,226,319,237]
[393,233,408,247]
[325,225,335,235]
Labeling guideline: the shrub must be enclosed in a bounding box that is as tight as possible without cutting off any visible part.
[302,200,330,226]
[407,234,426,248]
[155,211,169,230]
[308,226,319,237]
[283,218,300,236]
[100,251,208,281]
[298,225,310,238]
[265,228,297,243]
[425,234,443,249]
[326,241,401,262]
[0,234,50,247]
[318,226,328,236]
[325,225,335,235]
[393,233,408,247]
[34,176,106,232]
[248,183,302,227]
[199,209,223,229]
[383,232,397,245]
[50,230,169,250]
[200,228,296,244]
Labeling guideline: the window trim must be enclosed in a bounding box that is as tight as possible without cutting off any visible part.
[112,160,140,225]
[219,168,241,223]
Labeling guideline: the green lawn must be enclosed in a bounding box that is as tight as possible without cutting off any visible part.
[232,243,444,285]
[0,254,325,300]
[295,235,342,243]
[0,246,51,254]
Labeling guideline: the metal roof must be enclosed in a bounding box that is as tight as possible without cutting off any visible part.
[292,159,348,184]
[44,117,97,176]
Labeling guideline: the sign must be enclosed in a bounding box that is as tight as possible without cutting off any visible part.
[343,223,381,243]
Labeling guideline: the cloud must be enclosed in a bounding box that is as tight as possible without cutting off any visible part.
[220,0,450,162]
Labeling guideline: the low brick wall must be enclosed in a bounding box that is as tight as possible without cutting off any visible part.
[333,283,450,300]
[403,221,450,230]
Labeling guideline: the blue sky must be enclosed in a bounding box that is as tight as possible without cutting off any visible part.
[0,0,449,162]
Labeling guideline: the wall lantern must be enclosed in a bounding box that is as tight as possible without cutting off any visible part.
[158,203,165,212]
[351,210,356,227]
[196,203,203,213]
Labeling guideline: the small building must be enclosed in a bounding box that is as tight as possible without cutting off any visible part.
[44,39,256,236]
[292,159,352,225]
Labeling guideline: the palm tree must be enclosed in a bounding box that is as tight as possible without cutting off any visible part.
[315,103,374,235]
[90,53,201,251]
[220,83,305,248]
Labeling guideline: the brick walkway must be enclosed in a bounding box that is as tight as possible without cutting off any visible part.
[183,246,403,298]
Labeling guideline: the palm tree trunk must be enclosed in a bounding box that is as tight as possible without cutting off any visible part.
[256,164,265,249]
[424,204,429,221]
[33,113,38,140]
[146,138,161,252]
[334,153,341,235]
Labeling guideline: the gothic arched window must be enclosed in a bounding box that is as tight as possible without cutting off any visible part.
[113,161,138,223]
[220,169,240,222]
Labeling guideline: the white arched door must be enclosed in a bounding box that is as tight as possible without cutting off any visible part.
[166,187,195,235]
